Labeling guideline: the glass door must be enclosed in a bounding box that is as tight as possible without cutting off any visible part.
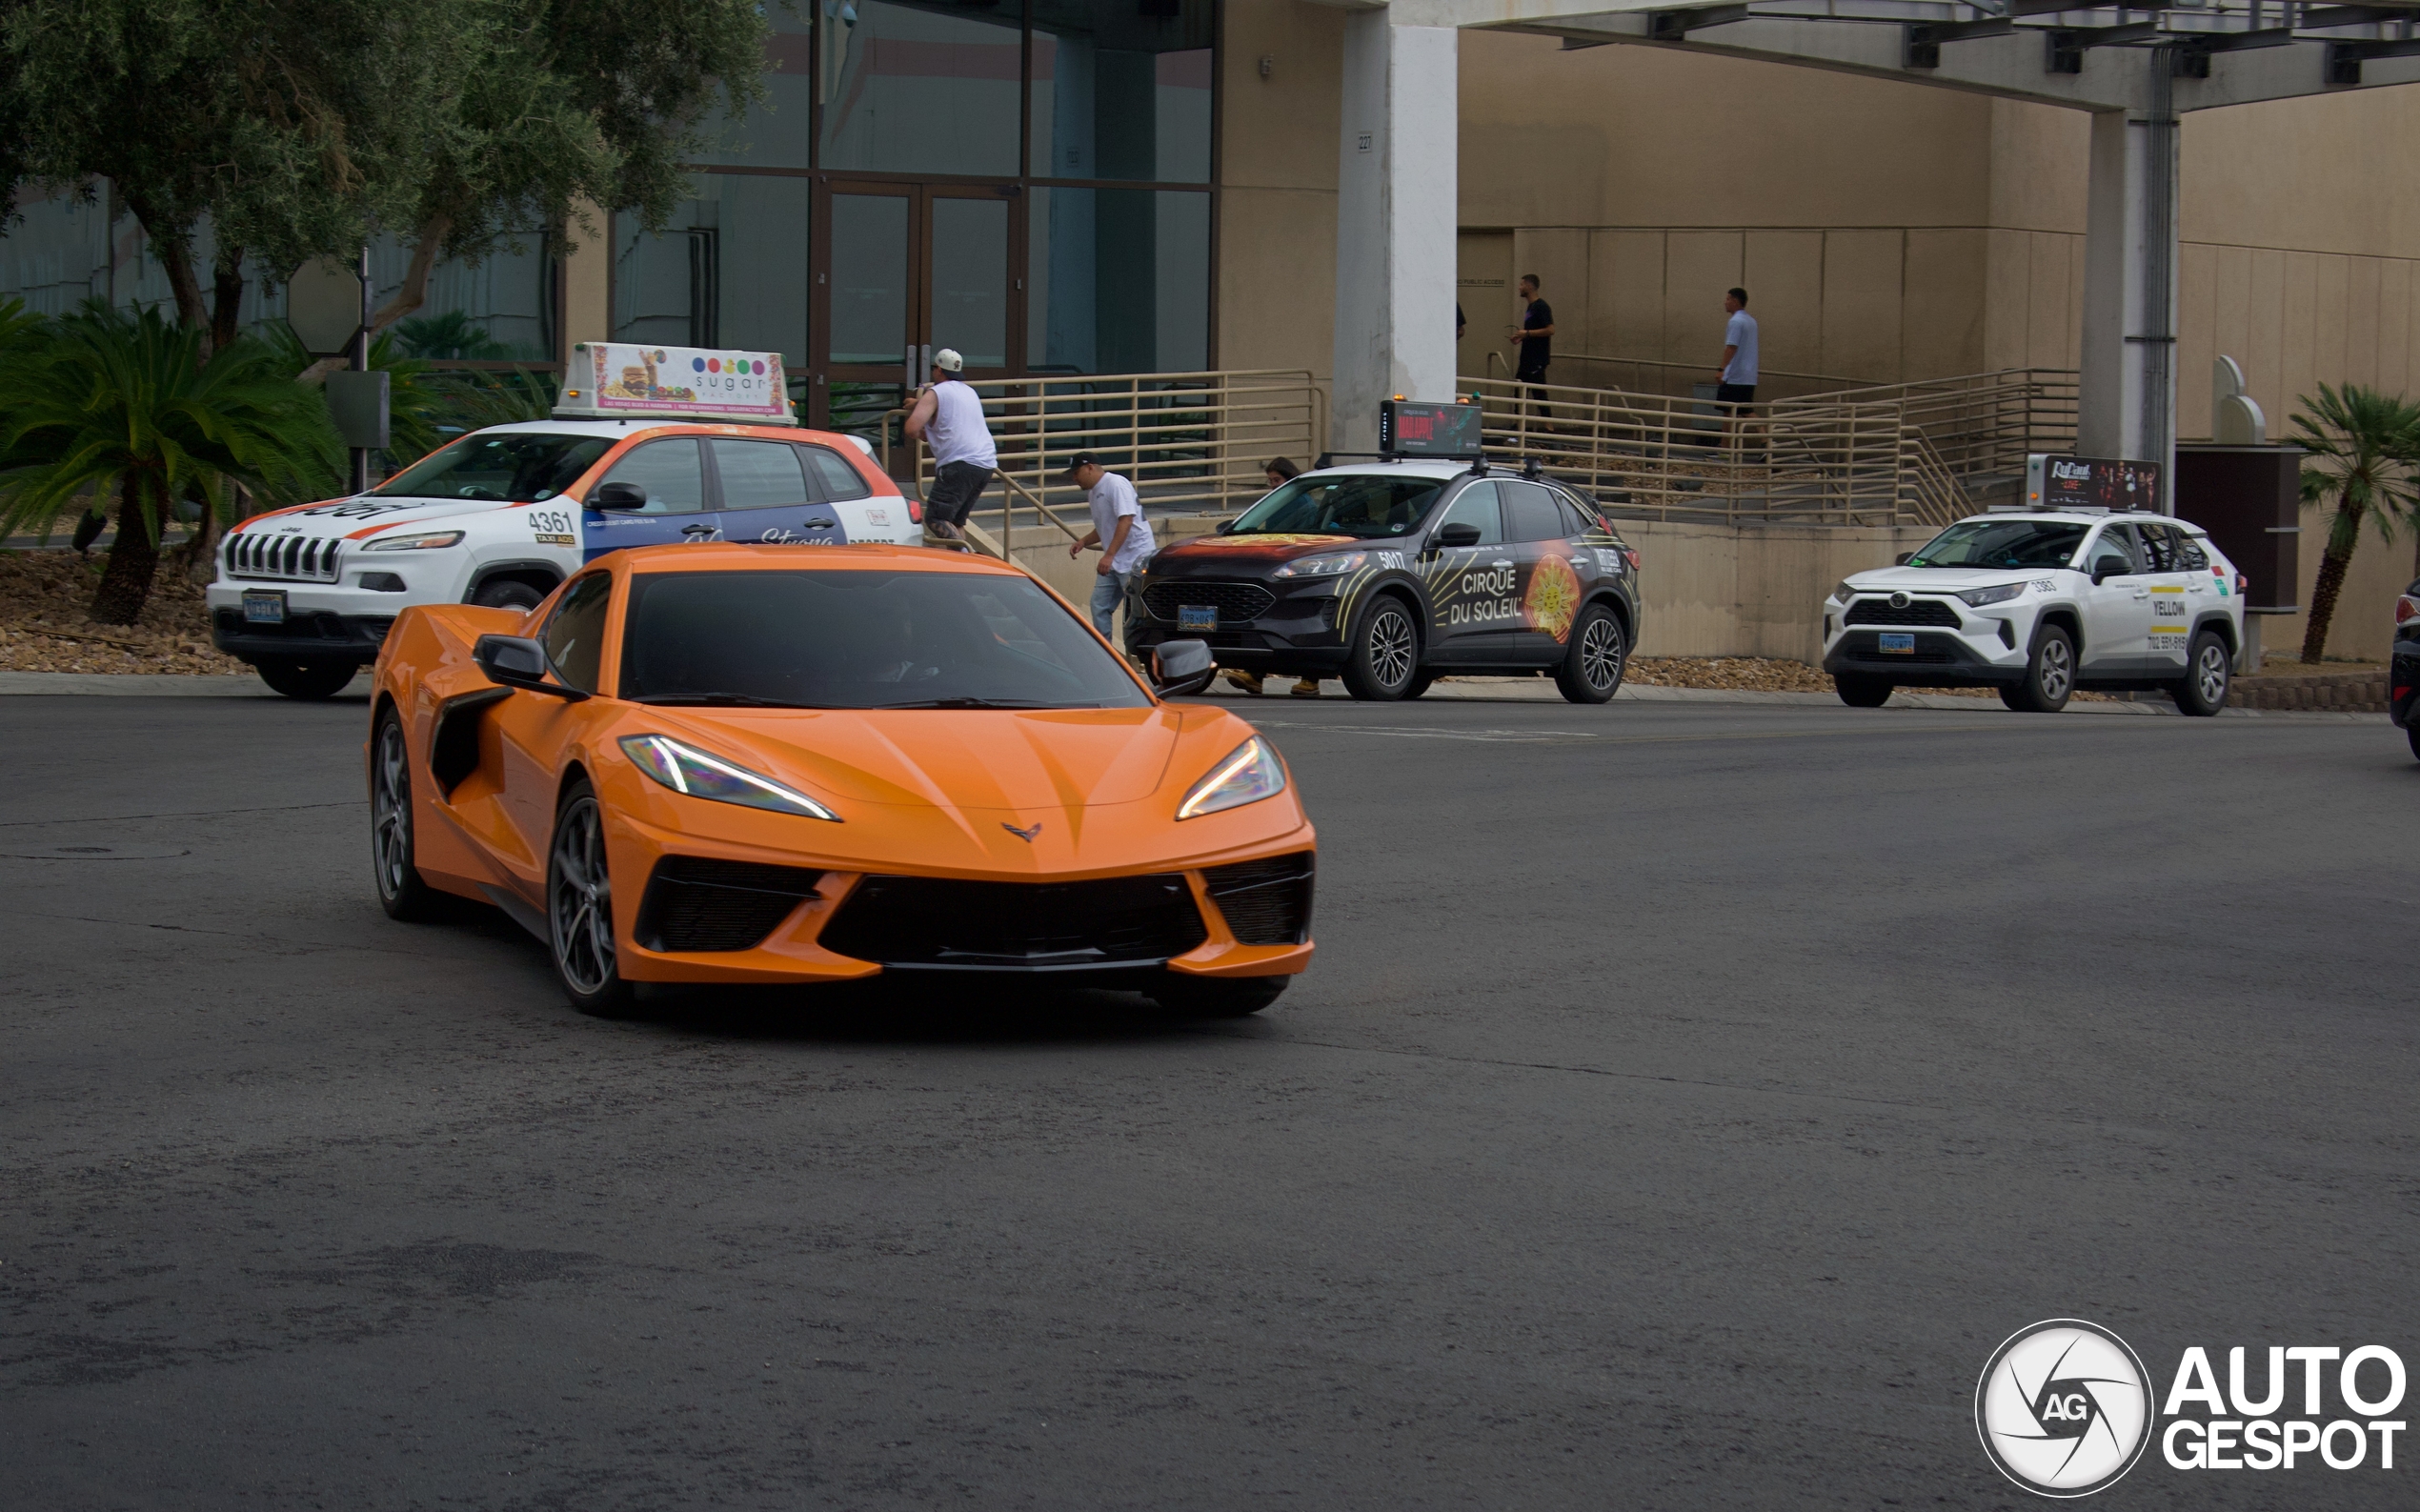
[810,181,1021,444]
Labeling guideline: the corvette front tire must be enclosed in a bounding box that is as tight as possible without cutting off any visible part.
[548,778,636,1018]
[370,708,442,921]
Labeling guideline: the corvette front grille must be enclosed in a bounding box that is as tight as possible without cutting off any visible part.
[1202,853,1315,946]
[636,857,825,953]
[820,874,1205,969]
[227,532,343,581]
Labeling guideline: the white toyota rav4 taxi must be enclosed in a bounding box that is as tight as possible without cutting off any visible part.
[1822,508,2249,715]
[207,342,921,698]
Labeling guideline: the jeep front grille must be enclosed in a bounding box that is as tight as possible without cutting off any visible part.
[227,532,343,582]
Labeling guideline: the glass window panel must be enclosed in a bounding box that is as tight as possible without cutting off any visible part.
[817,0,1019,176]
[1432,482,1503,546]
[1502,481,1566,542]
[930,197,1008,370]
[800,445,874,499]
[1027,188,1208,375]
[693,17,815,169]
[1031,0,1213,184]
[544,574,615,693]
[599,439,708,514]
[389,232,553,361]
[712,439,813,511]
[613,176,810,377]
[829,193,910,366]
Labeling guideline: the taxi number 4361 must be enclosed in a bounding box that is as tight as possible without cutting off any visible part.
[527,509,576,547]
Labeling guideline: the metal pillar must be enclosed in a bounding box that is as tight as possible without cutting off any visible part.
[2076,53,2179,511]
[350,246,373,495]
[1331,14,1458,452]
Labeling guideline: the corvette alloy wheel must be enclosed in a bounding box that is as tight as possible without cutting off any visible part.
[370,710,438,920]
[373,719,412,899]
[549,787,631,1014]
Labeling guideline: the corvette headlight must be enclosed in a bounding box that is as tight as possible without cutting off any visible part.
[1956,583,2027,608]
[618,735,839,821]
[1832,580,1861,605]
[1176,736,1287,820]
[1275,552,1366,579]
[362,530,466,552]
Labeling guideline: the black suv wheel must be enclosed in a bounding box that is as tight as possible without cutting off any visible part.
[1340,595,1420,701]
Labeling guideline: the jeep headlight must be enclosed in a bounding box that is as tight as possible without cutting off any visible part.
[1275,553,1366,579]
[619,735,839,821]
[1956,583,2027,608]
[362,530,466,552]
[1176,736,1287,820]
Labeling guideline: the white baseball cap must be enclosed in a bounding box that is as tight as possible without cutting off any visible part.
[932,348,963,373]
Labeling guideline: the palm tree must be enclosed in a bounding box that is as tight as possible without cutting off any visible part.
[0,304,340,624]
[2289,383,2420,664]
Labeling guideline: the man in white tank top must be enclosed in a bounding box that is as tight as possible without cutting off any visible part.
[903,349,998,543]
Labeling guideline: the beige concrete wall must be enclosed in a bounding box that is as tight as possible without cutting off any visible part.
[1215,0,1343,380]
[2242,503,2418,665]
[560,200,613,357]
[1626,520,1933,662]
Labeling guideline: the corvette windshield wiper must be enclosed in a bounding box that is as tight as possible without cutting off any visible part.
[866,697,1096,710]
[631,692,826,708]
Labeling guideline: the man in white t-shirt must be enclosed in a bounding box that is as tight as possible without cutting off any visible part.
[1063,453,1155,655]
[903,348,997,543]
[1714,288,1759,445]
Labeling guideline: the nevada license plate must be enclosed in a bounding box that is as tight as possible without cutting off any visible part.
[1877,631,1915,654]
[1178,604,1218,632]
[242,590,287,625]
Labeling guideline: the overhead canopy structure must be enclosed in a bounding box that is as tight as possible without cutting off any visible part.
[1324,0,2420,509]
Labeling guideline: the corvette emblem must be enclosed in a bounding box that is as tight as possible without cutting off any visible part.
[1001,820,1042,842]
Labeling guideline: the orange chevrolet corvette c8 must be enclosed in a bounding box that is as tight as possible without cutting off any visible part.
[367,544,1316,1017]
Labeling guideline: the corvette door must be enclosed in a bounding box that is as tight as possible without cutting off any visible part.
[1421,481,1516,662]
[493,572,616,895]
[582,438,718,557]
[709,438,845,545]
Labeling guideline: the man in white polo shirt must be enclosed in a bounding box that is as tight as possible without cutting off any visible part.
[1063,453,1155,656]
[903,348,997,543]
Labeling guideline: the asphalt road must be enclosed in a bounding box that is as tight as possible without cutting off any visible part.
[3,691,2413,1510]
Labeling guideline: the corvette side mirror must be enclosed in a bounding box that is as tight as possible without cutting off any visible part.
[1150,638,1218,698]
[1894,552,1913,566]
[590,480,649,511]
[473,634,588,700]
[1436,522,1482,549]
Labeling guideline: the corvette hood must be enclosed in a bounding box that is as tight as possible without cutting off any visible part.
[1150,533,1360,569]
[683,706,1186,811]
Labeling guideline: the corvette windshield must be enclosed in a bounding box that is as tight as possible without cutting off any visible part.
[1225,474,1445,539]
[618,570,1153,710]
[1906,519,2088,570]
[374,433,611,504]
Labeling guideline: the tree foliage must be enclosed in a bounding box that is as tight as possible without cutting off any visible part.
[2288,382,2420,664]
[0,0,770,349]
[0,302,340,622]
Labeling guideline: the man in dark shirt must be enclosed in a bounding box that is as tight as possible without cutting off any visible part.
[1507,273,1555,416]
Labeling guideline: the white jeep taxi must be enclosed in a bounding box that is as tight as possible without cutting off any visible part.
[207,342,921,698]
[1822,508,2248,715]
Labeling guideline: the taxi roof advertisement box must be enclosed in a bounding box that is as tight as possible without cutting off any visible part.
[557,342,794,424]
[2023,454,2162,513]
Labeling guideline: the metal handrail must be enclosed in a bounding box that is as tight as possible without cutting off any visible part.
[880,369,1324,518]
